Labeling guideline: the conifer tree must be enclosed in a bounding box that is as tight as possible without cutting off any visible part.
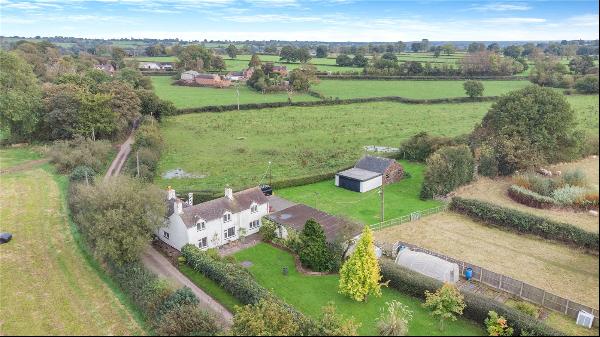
[338,226,381,302]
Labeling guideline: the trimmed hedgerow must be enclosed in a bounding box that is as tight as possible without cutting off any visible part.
[450,197,599,251]
[181,244,270,305]
[379,260,562,336]
[316,75,528,81]
[175,96,499,115]
[508,185,557,209]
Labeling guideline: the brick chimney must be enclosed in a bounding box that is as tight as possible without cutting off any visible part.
[225,187,233,200]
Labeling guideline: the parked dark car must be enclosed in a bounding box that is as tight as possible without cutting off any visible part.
[260,184,272,196]
[0,233,12,244]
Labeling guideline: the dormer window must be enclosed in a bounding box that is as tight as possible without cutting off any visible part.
[250,204,258,213]
[223,213,231,222]
[196,220,206,231]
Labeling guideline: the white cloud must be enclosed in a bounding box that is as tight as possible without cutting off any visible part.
[469,2,532,12]
[481,17,546,24]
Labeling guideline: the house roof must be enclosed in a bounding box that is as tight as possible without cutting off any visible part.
[172,187,268,227]
[336,167,381,182]
[355,156,395,174]
[196,73,219,79]
[267,204,361,242]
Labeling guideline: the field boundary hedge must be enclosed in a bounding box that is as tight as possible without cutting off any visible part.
[317,74,529,81]
[450,197,599,252]
[175,95,499,114]
[379,259,563,336]
[508,185,557,209]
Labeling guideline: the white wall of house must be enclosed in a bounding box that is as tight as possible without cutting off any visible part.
[158,213,190,251]
[360,176,383,193]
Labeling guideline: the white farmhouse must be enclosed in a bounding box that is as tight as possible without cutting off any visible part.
[139,62,162,70]
[158,187,269,251]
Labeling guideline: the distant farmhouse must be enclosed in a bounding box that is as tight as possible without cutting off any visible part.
[272,65,288,76]
[158,186,269,251]
[138,61,174,71]
[94,63,115,76]
[335,156,404,193]
[179,70,232,88]
[225,67,255,81]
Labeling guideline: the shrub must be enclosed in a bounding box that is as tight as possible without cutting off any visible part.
[450,197,599,251]
[181,244,270,305]
[69,165,96,183]
[551,185,588,205]
[377,300,413,336]
[562,169,587,187]
[513,301,539,319]
[464,80,485,98]
[421,145,475,199]
[155,287,198,320]
[580,134,599,156]
[478,145,499,178]
[49,137,112,173]
[258,219,278,243]
[508,185,556,209]
[299,219,332,272]
[318,303,360,336]
[399,132,462,162]
[423,283,465,331]
[379,260,562,336]
[155,303,220,336]
[575,75,599,94]
[485,311,515,336]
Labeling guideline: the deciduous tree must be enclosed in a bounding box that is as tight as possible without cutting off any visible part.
[423,283,465,331]
[463,80,485,98]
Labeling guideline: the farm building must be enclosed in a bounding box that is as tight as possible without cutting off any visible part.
[139,62,174,70]
[181,70,200,81]
[335,156,404,193]
[226,67,255,81]
[158,186,269,251]
[194,73,232,88]
[395,248,460,283]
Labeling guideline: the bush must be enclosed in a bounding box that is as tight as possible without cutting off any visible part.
[258,219,278,243]
[69,165,96,183]
[450,197,599,251]
[478,146,499,178]
[485,311,515,336]
[399,132,462,162]
[580,134,599,156]
[377,300,413,336]
[464,80,485,98]
[513,301,539,319]
[552,185,588,205]
[421,145,475,199]
[562,169,587,187]
[379,260,562,336]
[49,137,112,173]
[155,287,199,319]
[508,185,557,209]
[181,244,270,305]
[574,75,599,94]
[155,303,220,336]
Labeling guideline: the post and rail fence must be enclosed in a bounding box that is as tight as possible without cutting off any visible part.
[369,203,449,231]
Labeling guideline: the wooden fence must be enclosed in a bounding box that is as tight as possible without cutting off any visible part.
[388,240,599,327]
[369,204,448,231]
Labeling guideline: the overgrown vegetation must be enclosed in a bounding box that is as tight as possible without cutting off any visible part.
[48,137,112,173]
[420,145,474,199]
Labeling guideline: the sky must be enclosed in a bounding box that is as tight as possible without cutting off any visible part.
[0,0,598,42]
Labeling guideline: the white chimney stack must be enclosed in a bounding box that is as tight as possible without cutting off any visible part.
[167,186,176,200]
[225,187,233,200]
[175,199,183,215]
[188,192,194,206]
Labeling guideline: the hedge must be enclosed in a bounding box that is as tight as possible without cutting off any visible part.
[316,75,529,81]
[379,259,563,336]
[176,95,499,114]
[508,185,557,209]
[181,244,270,305]
[450,197,599,251]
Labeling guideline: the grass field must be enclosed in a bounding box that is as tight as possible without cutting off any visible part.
[276,161,442,225]
[233,243,484,336]
[150,76,319,109]
[157,101,493,191]
[0,147,42,170]
[455,156,599,232]
[0,165,144,335]
[373,212,599,308]
[313,79,531,99]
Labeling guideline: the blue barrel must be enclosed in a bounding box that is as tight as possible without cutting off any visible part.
[465,267,473,281]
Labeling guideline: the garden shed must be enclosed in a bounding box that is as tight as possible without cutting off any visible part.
[335,156,404,193]
[394,248,459,283]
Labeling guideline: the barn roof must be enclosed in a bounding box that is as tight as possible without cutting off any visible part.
[336,167,381,181]
[355,156,395,174]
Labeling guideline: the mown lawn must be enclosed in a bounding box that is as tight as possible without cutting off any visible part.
[156,101,493,191]
[179,264,242,312]
[276,161,442,225]
[0,165,144,335]
[0,147,42,170]
[150,76,319,109]
[313,79,531,99]
[232,244,484,336]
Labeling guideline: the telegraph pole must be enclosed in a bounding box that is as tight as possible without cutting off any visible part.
[379,184,385,223]
[268,161,272,186]
[235,82,240,110]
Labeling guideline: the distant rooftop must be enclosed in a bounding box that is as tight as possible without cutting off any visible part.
[337,167,382,181]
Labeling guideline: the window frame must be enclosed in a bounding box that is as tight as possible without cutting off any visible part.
[224,226,236,239]
[199,237,208,249]
[163,231,170,239]
[223,212,232,223]
[196,220,206,232]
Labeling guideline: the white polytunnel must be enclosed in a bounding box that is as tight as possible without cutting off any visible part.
[394,248,460,283]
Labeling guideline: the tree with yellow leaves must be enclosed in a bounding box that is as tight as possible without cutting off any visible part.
[338,225,382,302]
